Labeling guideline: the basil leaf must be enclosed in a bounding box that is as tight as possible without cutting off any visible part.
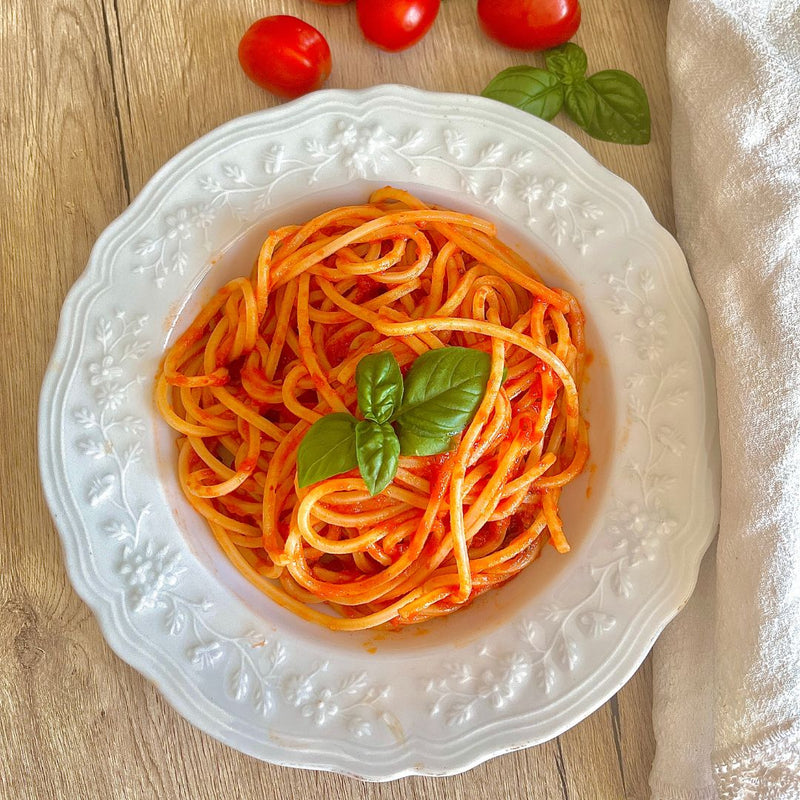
[356,351,403,424]
[481,66,564,122]
[397,427,456,458]
[564,70,651,145]
[545,43,588,85]
[296,413,358,489]
[395,347,492,438]
[355,420,400,496]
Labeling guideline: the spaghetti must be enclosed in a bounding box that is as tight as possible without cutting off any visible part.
[156,187,589,630]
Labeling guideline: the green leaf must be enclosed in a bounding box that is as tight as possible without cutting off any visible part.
[355,420,400,496]
[481,66,564,122]
[296,413,358,489]
[355,351,403,424]
[397,427,456,457]
[564,70,651,145]
[545,43,588,85]
[394,347,492,438]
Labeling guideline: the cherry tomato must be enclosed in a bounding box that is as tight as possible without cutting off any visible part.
[477,0,581,51]
[238,16,332,99]
[356,0,441,52]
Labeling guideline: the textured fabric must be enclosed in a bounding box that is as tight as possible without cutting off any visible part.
[651,1,800,798]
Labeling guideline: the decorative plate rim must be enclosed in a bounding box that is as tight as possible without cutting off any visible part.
[39,84,719,780]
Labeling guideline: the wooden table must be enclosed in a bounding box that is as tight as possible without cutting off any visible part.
[1,1,672,797]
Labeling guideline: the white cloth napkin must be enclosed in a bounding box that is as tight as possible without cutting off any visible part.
[650,0,800,797]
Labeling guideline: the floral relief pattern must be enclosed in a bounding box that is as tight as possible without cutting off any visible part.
[132,118,606,285]
[428,649,531,726]
[516,175,605,252]
[282,667,395,736]
[608,262,689,508]
[75,311,149,517]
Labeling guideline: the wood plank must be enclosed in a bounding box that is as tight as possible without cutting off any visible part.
[0,1,131,799]
[616,658,658,800]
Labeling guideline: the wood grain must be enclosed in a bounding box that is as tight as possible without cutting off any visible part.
[1,0,670,797]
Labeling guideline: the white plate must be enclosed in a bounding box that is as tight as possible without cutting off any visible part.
[39,85,718,780]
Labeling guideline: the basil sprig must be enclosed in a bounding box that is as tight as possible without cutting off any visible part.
[296,347,491,495]
[482,43,651,146]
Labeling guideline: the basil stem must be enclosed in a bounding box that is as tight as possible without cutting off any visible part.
[481,42,651,146]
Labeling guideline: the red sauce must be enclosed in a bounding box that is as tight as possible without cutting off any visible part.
[309,372,328,392]
[490,518,510,539]
[390,540,409,562]
[513,413,536,443]
[471,529,490,550]
[428,454,455,502]
[471,521,509,551]
[225,355,246,384]
[276,348,294,375]
[419,452,449,482]
[352,276,382,304]
[326,332,358,364]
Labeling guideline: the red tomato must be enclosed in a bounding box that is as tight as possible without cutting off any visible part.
[356,0,441,52]
[477,0,581,50]
[238,16,332,99]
